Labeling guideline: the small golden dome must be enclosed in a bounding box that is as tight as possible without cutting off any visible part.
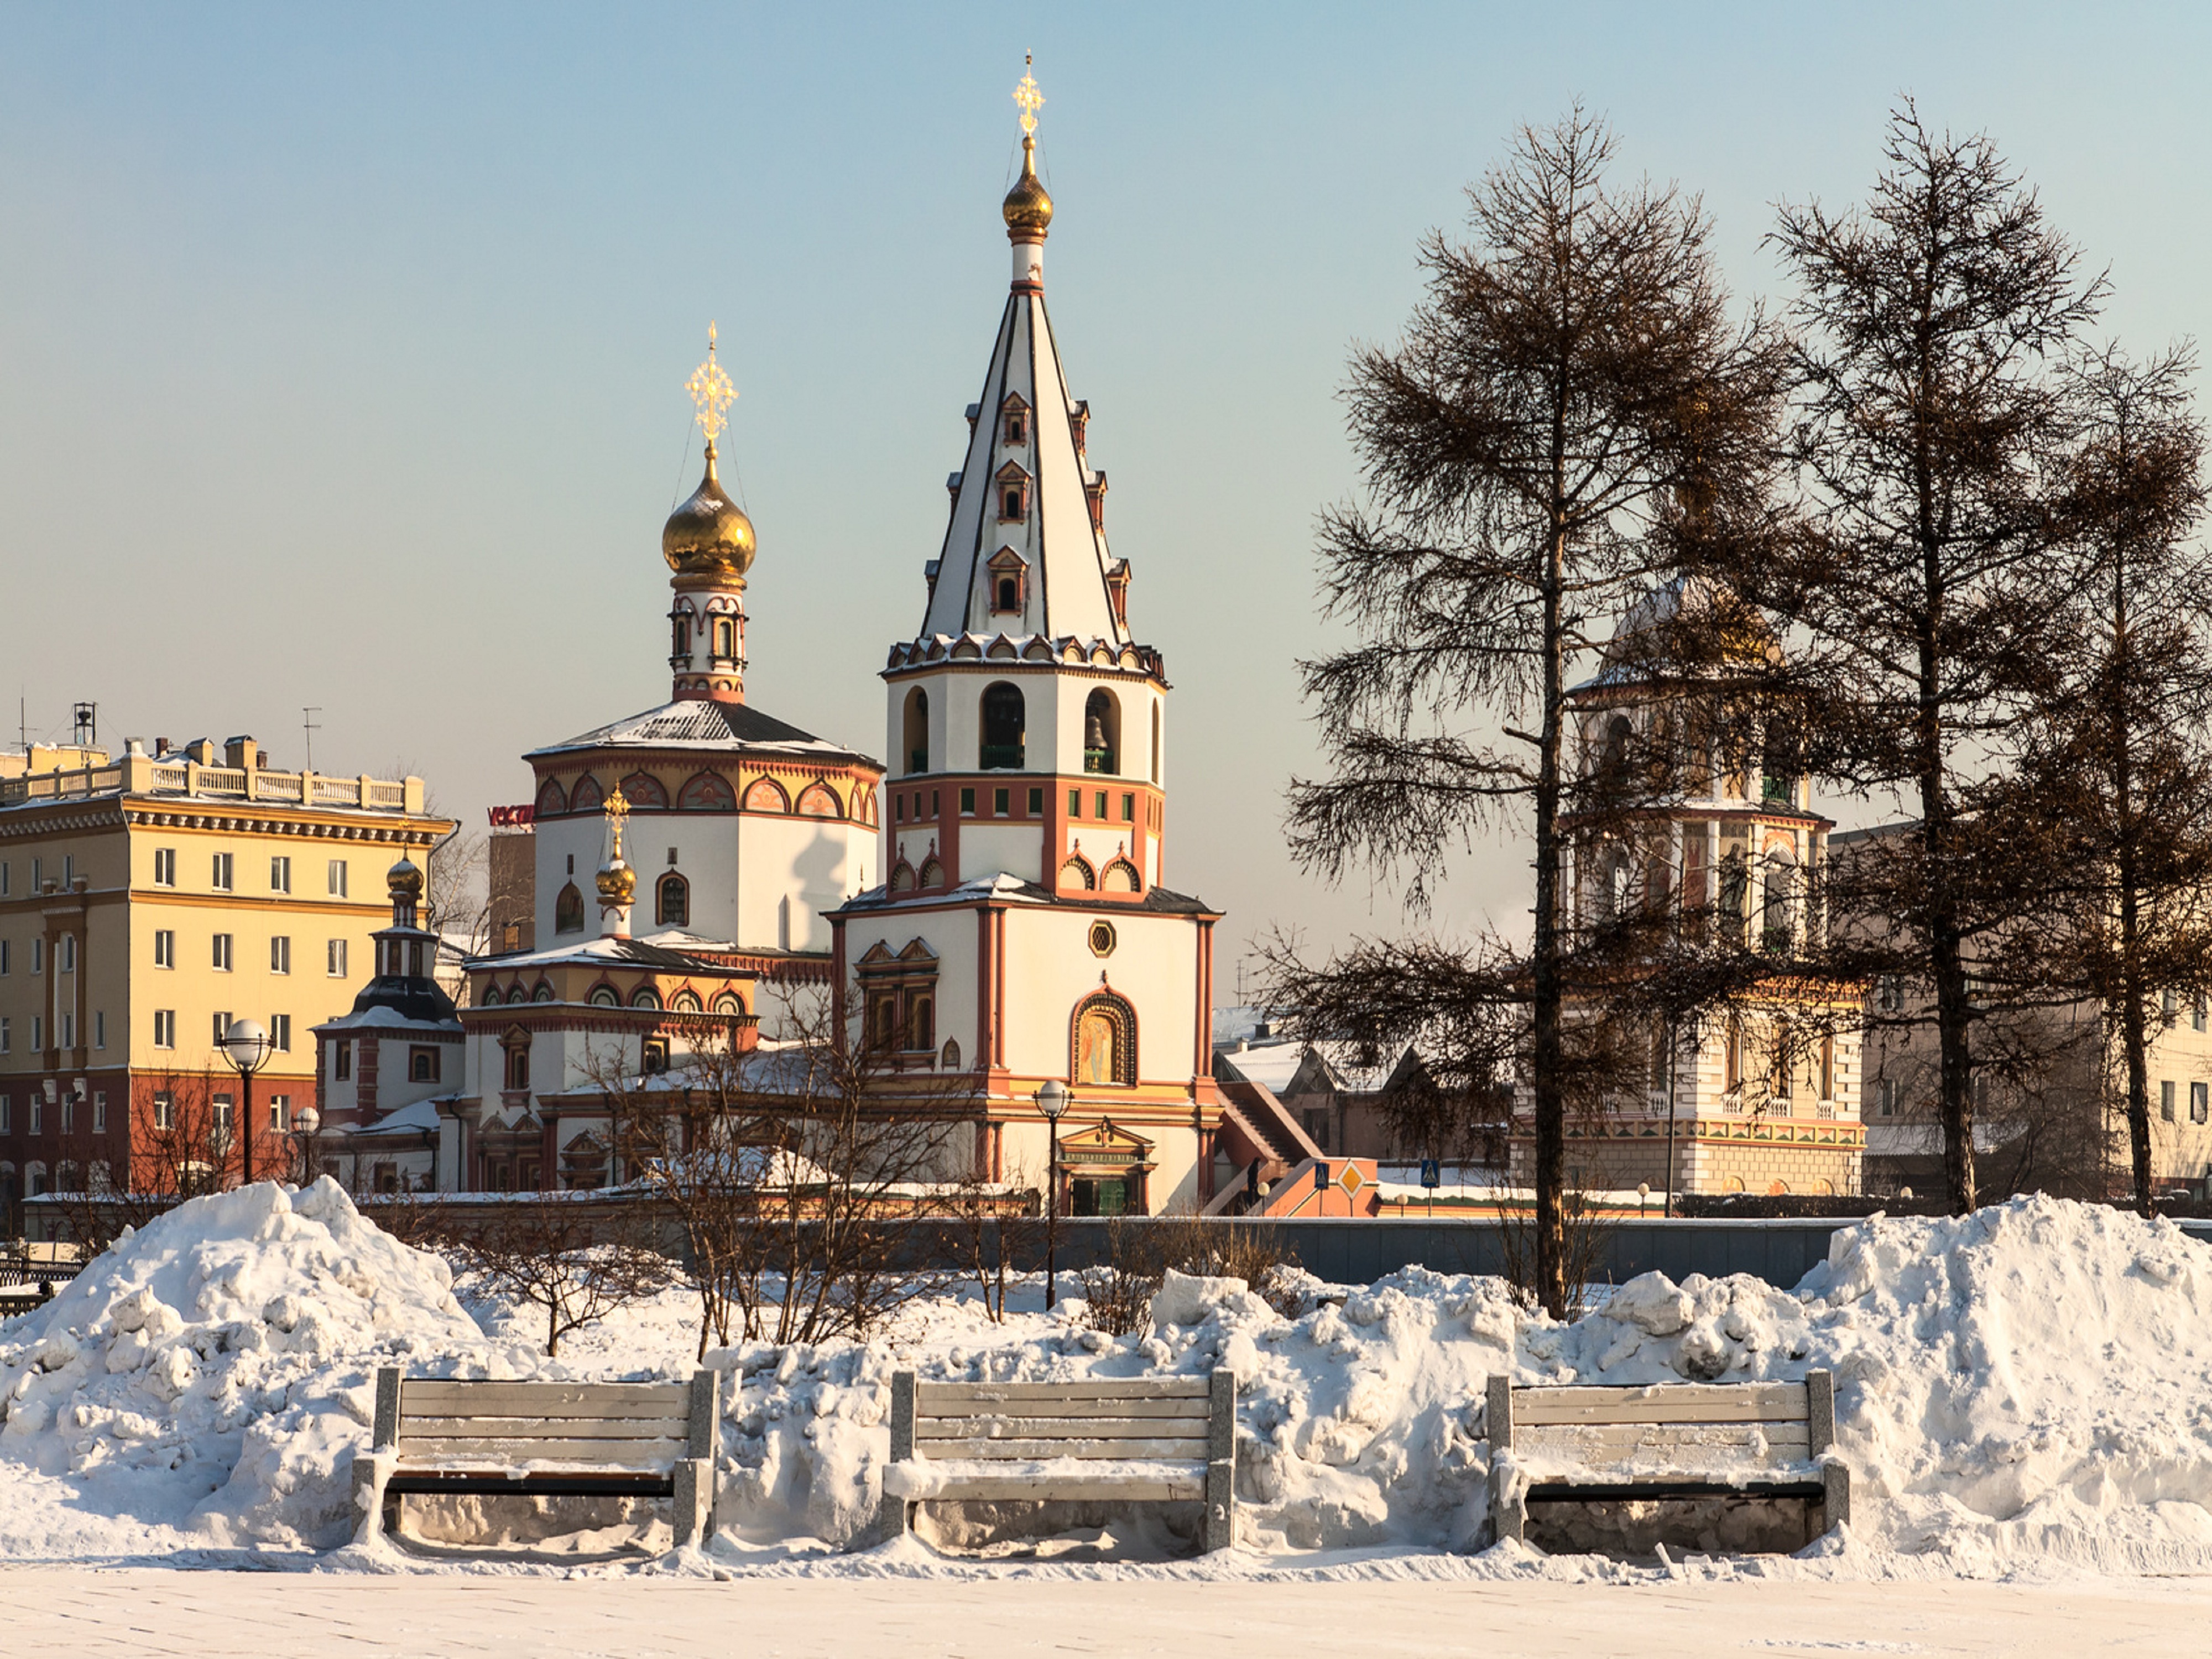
[662,444,757,579]
[1003,134,1053,243]
[386,857,424,901]
[596,858,637,906]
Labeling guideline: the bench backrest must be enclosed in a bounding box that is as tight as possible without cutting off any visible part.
[372,1371,719,1470]
[892,1374,1233,1466]
[1488,1373,1834,1474]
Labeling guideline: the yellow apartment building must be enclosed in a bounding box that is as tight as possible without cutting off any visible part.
[0,735,452,1218]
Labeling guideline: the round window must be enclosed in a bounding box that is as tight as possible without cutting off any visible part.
[1088,920,1117,957]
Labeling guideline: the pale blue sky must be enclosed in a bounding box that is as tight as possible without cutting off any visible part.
[3,3,2207,977]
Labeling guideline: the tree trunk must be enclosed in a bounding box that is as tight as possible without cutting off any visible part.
[2110,577,2154,1217]
[1532,519,1568,1317]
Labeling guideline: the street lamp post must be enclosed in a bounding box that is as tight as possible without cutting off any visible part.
[291,1104,322,1186]
[221,1018,275,1186]
[1035,1078,1069,1311]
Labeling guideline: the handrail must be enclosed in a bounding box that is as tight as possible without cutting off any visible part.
[0,755,425,814]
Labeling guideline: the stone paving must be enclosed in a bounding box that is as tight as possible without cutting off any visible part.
[1,1567,2209,1657]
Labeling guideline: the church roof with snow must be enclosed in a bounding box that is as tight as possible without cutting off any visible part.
[527,698,875,766]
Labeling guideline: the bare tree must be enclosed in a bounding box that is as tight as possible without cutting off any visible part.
[1277,108,1785,1315]
[435,1193,674,1358]
[1764,103,2106,1214]
[49,1068,246,1252]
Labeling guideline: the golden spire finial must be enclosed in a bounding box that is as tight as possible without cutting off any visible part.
[1014,54,1043,139]
[603,781,631,863]
[685,322,737,449]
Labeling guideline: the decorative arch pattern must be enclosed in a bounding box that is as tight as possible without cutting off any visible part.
[712,992,744,1016]
[1101,858,1140,894]
[554,881,586,935]
[796,781,843,818]
[620,772,670,810]
[889,859,917,893]
[656,871,690,928]
[630,988,662,1010]
[917,856,945,889]
[569,774,604,815]
[588,984,620,1008]
[1059,854,1096,891]
[1070,990,1138,1087]
[534,776,568,818]
[680,772,739,812]
[671,990,702,1014]
[741,777,789,813]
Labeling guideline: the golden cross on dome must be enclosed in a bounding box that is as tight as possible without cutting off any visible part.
[685,322,737,447]
[604,782,630,862]
[1014,54,1043,137]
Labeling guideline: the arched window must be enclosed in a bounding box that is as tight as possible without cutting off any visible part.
[917,856,945,889]
[502,1029,531,1092]
[1060,854,1095,891]
[904,687,929,775]
[570,774,604,815]
[1151,703,1161,784]
[1600,714,1634,781]
[1084,689,1119,775]
[714,616,737,659]
[889,859,917,893]
[671,990,702,1014]
[630,988,661,1010]
[980,682,1025,770]
[909,994,934,1052]
[588,985,619,1008]
[534,776,568,818]
[26,1163,48,1199]
[620,773,669,811]
[656,872,689,928]
[680,772,739,811]
[797,781,842,817]
[671,612,692,659]
[940,1039,962,1072]
[1719,850,1749,946]
[1072,992,1136,1086]
[740,777,789,813]
[1102,858,1140,894]
[554,881,586,934]
[713,992,744,1016]
[531,980,555,1003]
[995,575,1020,611]
[1762,848,1797,953]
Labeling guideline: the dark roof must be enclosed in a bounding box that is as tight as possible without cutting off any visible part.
[528,698,877,765]
[348,973,461,1025]
[834,879,1218,919]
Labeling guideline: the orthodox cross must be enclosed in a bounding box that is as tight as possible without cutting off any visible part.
[1014,55,1043,137]
[685,322,737,446]
[604,782,631,863]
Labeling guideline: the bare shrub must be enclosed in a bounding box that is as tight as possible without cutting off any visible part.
[1495,1189,1614,1318]
[1074,1217,1160,1337]
[432,1193,674,1358]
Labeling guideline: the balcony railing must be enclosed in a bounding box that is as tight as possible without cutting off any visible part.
[0,754,425,814]
[910,749,928,775]
[978,743,1026,771]
[1083,747,1113,774]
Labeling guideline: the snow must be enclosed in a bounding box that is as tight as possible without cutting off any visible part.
[6,1186,2212,1588]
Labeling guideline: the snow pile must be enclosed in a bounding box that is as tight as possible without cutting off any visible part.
[0,1179,489,1553]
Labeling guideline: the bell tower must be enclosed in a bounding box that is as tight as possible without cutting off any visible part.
[662,325,755,702]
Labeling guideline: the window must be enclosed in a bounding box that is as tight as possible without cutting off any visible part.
[92,1091,107,1133]
[2165,989,2179,1018]
[642,1037,670,1076]
[29,1095,42,1135]
[94,1011,105,1049]
[1,940,8,973]
[30,1015,41,1050]
[333,1041,352,1080]
[31,937,41,973]
[328,859,348,897]
[1028,787,1044,816]
[0,859,7,894]
[213,1011,232,1045]
[994,575,1020,611]
[64,854,75,885]
[59,935,76,972]
[1083,690,1120,775]
[1004,407,1027,446]
[31,857,40,889]
[503,1041,530,1092]
[2197,1001,2208,1034]
[0,1095,8,1133]
[60,1091,74,1135]
[270,936,290,974]
[212,933,233,971]
[1072,992,1137,1086]
[153,1009,176,1048]
[1094,790,1108,819]
[270,855,291,894]
[2195,1082,2210,1125]
[656,872,690,928]
[909,994,934,1051]
[979,682,1026,770]
[902,687,930,775]
[270,1013,291,1052]
[1875,1077,1897,1117]
[154,929,175,968]
[327,938,348,977]
[1121,792,1136,822]
[1003,487,1023,519]
[269,1095,290,1133]
[60,1011,74,1049]
[959,787,976,816]
[0,1018,8,1053]
[2162,1079,2177,1122]
[213,1094,234,1140]
[993,787,1009,817]
[154,1091,175,1131]
[714,616,736,659]
[1088,920,1117,957]
[153,848,176,886]
[672,614,691,658]
[409,1046,440,1083]
[555,882,586,933]
[212,852,234,890]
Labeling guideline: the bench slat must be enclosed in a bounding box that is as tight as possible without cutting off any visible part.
[1519,1423,1811,1465]
[914,1437,1209,1461]
[920,1473,1205,1503]
[396,1436,686,1465]
[916,1417,1207,1442]
[398,1416,686,1442]
[914,1379,1210,1404]
[915,1396,1209,1422]
[1512,1383,1806,1425]
[399,1381,689,1415]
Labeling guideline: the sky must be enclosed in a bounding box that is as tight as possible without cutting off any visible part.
[3,2,2210,985]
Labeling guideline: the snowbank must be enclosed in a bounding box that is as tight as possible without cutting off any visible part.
[5,1188,2212,1577]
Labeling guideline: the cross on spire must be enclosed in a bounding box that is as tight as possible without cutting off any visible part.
[604,781,630,863]
[1014,54,1043,138]
[685,322,737,447]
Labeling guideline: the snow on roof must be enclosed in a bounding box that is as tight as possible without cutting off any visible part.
[464,932,753,975]
[341,1098,448,1138]
[316,1003,462,1034]
[526,697,878,766]
[1217,1040,1306,1094]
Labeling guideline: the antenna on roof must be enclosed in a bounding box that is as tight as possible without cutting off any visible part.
[72,702,96,748]
[303,707,322,769]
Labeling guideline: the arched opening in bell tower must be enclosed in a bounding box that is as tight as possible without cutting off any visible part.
[1083,688,1119,775]
[980,682,1026,770]
[903,687,930,775]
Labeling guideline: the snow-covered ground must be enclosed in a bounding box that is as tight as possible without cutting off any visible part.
[4,1178,2212,1591]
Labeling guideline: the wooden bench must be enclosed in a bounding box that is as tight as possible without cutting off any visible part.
[1487,1373,1849,1549]
[879,1372,1237,1553]
[352,1370,720,1548]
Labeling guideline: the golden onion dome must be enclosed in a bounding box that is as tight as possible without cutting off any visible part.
[1003,134,1053,242]
[596,858,637,906]
[386,856,424,901]
[662,444,757,578]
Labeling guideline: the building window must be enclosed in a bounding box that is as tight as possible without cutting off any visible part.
[29,1095,41,1135]
[2195,1082,2209,1125]
[1028,786,1044,815]
[270,855,292,894]
[31,938,41,973]
[672,614,691,658]
[642,1037,670,1075]
[1084,689,1120,775]
[0,859,8,894]
[328,938,348,977]
[270,1013,291,1052]
[153,848,176,886]
[979,681,1026,770]
[213,1095,234,1140]
[0,1095,8,1133]
[503,1037,530,1092]
[410,1046,440,1083]
[959,787,975,816]
[94,1011,105,1050]
[1072,992,1138,1087]
[60,1011,74,1049]
[212,852,234,891]
[154,1091,174,1131]
[270,935,291,974]
[1069,788,1081,817]
[1122,791,1136,822]
[2162,1080,2176,1122]
[59,935,76,972]
[155,930,175,968]
[154,1009,176,1049]
[2197,1002,2208,1035]
[0,1017,9,1053]
[328,859,348,898]
[269,1094,290,1133]
[334,1040,352,1080]
[0,940,8,973]
[994,787,1010,817]
[212,933,233,971]
[213,1011,232,1045]
[1088,920,1117,957]
[30,1015,41,1050]
[656,872,689,928]
[1094,789,1108,819]
[995,575,1020,611]
[555,882,586,933]
[91,1091,107,1133]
